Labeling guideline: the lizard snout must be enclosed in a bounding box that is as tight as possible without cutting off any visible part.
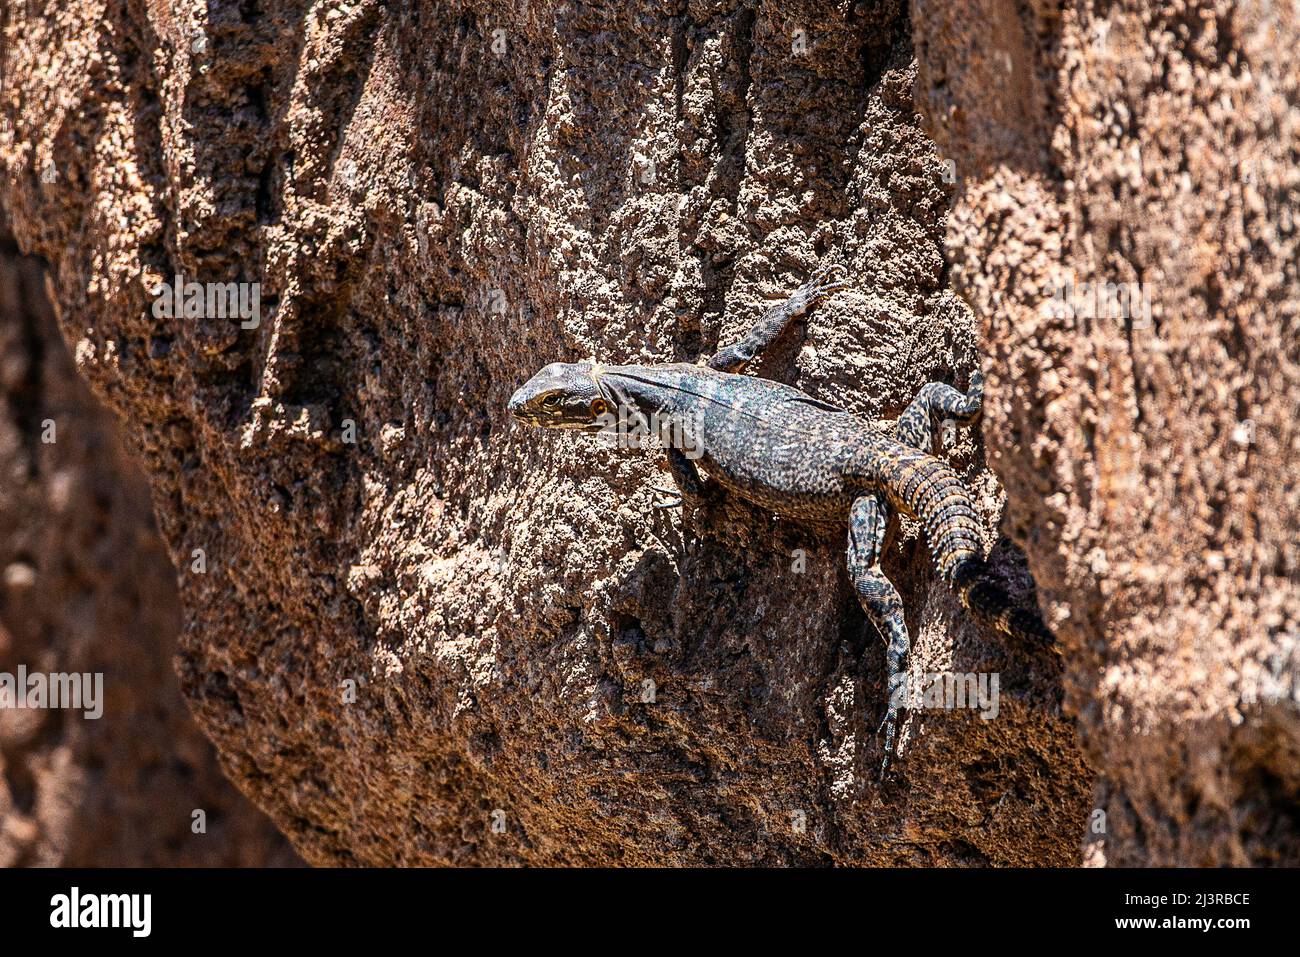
[507,387,531,421]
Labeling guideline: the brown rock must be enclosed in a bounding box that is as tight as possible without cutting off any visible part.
[0,227,296,866]
[913,0,1300,864]
[22,0,1290,868]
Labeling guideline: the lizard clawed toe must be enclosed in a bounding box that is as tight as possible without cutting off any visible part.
[810,261,851,292]
[651,485,684,509]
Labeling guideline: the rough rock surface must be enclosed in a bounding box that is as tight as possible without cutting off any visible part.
[8,0,1288,867]
[0,225,297,866]
[913,0,1300,863]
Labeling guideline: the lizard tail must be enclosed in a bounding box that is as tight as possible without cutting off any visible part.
[878,448,1055,648]
[948,557,1054,647]
[908,466,1054,647]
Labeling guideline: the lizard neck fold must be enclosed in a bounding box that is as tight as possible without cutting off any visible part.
[592,364,705,419]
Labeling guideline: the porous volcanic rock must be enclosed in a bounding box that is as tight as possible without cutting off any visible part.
[913,0,1300,864]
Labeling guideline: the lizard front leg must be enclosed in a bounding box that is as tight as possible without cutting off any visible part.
[707,265,850,374]
[895,369,983,454]
[847,492,910,775]
[652,447,714,509]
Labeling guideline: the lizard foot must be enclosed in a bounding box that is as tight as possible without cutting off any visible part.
[809,261,851,295]
[652,480,717,510]
[651,485,684,509]
[876,707,901,779]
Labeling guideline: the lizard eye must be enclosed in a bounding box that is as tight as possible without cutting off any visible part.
[541,394,561,410]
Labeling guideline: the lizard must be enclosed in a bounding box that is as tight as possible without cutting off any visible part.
[507,268,1054,771]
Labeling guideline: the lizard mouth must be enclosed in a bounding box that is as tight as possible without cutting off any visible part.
[508,408,601,432]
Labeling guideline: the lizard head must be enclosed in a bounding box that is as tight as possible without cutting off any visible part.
[508,361,614,432]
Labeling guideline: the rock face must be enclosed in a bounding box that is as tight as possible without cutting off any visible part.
[912,0,1300,863]
[0,0,1290,867]
[0,227,297,866]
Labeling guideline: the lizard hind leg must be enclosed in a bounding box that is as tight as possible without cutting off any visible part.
[891,377,1055,648]
[895,369,984,454]
[847,493,911,776]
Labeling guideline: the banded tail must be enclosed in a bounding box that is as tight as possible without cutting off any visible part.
[949,557,1054,646]
[878,447,1055,647]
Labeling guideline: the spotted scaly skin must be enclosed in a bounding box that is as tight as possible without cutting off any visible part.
[508,271,1054,772]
